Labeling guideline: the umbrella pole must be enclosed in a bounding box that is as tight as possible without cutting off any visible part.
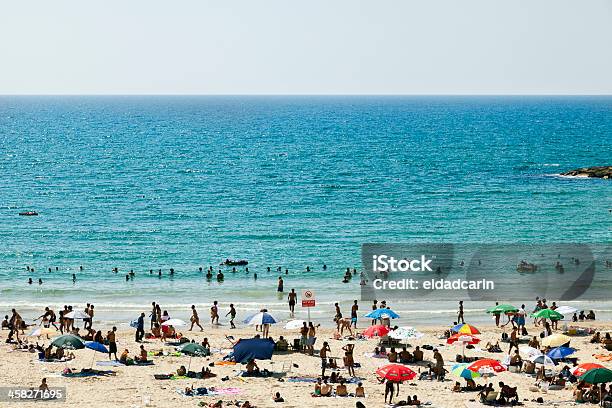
[187,356,192,372]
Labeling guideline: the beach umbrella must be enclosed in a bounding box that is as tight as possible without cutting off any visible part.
[244,312,278,326]
[486,304,518,314]
[532,355,557,367]
[447,334,480,358]
[29,327,57,337]
[362,325,390,338]
[555,306,578,318]
[232,338,275,363]
[64,310,90,320]
[179,343,208,356]
[447,333,480,345]
[84,341,109,368]
[161,318,188,327]
[451,323,481,335]
[519,346,543,359]
[365,308,400,320]
[547,346,576,360]
[84,341,109,354]
[376,364,417,382]
[468,359,506,373]
[452,363,481,379]
[531,309,564,320]
[579,367,612,384]
[50,334,85,350]
[572,363,604,377]
[541,333,571,348]
[388,327,424,341]
[284,320,306,330]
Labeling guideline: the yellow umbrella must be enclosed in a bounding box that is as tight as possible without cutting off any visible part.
[541,333,571,347]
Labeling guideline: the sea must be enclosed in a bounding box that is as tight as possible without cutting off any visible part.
[0,96,610,328]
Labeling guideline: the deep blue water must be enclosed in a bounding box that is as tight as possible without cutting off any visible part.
[0,96,610,323]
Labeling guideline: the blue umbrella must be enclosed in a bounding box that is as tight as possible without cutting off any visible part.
[546,346,576,360]
[244,312,278,325]
[84,341,109,367]
[233,338,275,363]
[84,341,109,354]
[365,308,400,319]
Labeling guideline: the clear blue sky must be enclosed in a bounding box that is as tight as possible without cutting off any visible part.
[1,0,611,94]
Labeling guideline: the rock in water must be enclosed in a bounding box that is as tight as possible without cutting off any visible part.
[560,166,612,179]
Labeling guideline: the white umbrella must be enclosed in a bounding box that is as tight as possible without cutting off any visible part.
[161,318,187,327]
[389,326,424,340]
[29,327,57,337]
[531,354,557,367]
[64,310,90,319]
[519,345,543,359]
[245,312,278,326]
[284,320,306,330]
[555,306,578,319]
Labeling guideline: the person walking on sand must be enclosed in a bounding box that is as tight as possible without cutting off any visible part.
[371,300,378,325]
[107,326,118,360]
[189,305,204,331]
[226,303,236,329]
[458,301,465,324]
[210,301,219,325]
[288,289,297,315]
[135,312,145,342]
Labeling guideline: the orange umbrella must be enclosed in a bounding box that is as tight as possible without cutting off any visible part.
[468,359,506,373]
[376,364,417,382]
[572,363,605,377]
[363,325,390,338]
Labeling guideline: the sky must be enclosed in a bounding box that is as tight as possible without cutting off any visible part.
[0,0,611,95]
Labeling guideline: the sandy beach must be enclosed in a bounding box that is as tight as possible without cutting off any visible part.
[1,314,611,408]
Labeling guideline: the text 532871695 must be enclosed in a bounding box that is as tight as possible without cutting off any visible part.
[0,387,66,402]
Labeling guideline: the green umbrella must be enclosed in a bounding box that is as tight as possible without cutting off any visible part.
[179,342,209,356]
[486,304,518,314]
[531,309,564,320]
[50,334,85,349]
[580,367,612,384]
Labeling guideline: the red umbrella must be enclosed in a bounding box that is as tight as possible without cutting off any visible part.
[468,359,506,373]
[363,325,390,338]
[572,363,605,377]
[376,364,417,382]
[447,334,480,345]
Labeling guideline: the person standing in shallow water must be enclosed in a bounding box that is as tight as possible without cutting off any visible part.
[210,301,219,325]
[277,276,284,292]
[226,303,236,329]
[288,289,297,315]
[458,301,465,324]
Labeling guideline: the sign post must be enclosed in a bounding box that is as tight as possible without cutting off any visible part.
[301,289,316,323]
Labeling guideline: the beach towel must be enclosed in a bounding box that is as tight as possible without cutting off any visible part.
[593,353,612,362]
[96,361,125,367]
[62,370,115,378]
[214,360,236,366]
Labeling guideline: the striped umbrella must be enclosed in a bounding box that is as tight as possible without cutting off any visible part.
[451,323,481,335]
[452,363,481,379]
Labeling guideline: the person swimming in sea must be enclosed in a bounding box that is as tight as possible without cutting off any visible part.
[216,270,224,281]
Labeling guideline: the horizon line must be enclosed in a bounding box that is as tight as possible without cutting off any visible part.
[1,93,611,97]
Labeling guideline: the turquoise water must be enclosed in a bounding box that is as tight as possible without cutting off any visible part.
[0,96,610,324]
